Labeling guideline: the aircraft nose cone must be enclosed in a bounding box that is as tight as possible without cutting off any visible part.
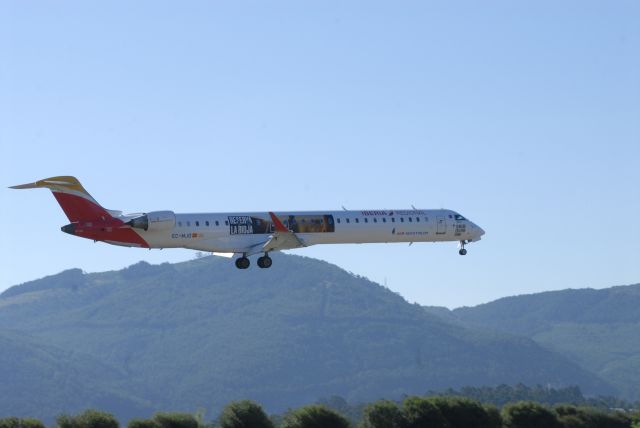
[471,223,485,239]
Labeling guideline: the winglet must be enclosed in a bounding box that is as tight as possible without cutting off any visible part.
[268,212,289,232]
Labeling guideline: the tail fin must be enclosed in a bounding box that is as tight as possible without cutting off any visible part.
[10,176,114,222]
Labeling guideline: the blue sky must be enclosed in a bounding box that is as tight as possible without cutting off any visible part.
[1,1,638,308]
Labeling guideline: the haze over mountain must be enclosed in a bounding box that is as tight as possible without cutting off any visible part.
[0,255,624,423]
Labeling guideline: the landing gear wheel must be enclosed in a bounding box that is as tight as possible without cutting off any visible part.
[257,255,272,269]
[458,240,468,256]
[235,257,250,269]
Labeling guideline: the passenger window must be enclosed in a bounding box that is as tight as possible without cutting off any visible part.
[416,217,420,222]
[408,217,412,222]
[364,218,368,223]
[195,221,200,227]
[178,221,182,227]
[337,218,341,224]
[391,218,395,223]
[346,218,350,223]
[382,218,386,223]
[400,218,404,223]
[215,220,219,226]
[205,221,210,227]
[355,218,359,223]
[373,218,377,223]
[225,220,229,226]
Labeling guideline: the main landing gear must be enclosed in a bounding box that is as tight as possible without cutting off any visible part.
[235,255,250,269]
[257,255,273,269]
[235,253,273,269]
[458,240,468,256]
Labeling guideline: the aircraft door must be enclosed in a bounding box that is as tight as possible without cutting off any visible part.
[436,216,446,234]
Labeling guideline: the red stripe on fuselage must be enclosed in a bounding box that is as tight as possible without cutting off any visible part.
[53,192,149,247]
[74,222,150,248]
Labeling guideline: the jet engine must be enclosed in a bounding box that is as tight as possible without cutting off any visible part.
[126,210,176,232]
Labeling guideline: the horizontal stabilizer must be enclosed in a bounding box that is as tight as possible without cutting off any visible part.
[9,182,41,189]
[9,176,111,222]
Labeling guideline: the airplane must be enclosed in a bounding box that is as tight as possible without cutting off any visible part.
[10,176,485,269]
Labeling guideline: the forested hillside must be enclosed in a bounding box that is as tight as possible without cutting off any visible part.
[0,255,610,423]
[0,329,151,421]
[444,284,640,400]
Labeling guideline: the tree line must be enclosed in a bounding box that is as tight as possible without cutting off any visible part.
[428,384,639,410]
[2,395,639,428]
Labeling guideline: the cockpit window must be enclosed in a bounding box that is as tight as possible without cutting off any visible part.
[454,214,467,221]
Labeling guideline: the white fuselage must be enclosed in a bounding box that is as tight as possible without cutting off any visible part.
[134,209,484,254]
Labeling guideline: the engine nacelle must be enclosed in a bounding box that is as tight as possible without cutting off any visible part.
[126,210,176,232]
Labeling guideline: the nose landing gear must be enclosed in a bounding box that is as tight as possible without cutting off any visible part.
[458,241,468,256]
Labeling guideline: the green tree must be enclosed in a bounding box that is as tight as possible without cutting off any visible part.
[483,405,502,428]
[401,397,447,428]
[587,411,631,428]
[152,413,198,428]
[56,410,119,428]
[127,420,160,428]
[23,419,45,428]
[430,397,495,428]
[281,405,350,428]
[317,396,362,424]
[555,405,632,428]
[502,402,560,428]
[218,400,274,428]
[0,418,45,428]
[555,405,588,428]
[359,400,406,428]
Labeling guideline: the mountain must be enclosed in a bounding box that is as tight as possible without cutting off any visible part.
[0,255,613,422]
[446,285,640,400]
[0,329,152,423]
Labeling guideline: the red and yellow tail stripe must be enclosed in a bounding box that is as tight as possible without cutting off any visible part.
[11,176,109,222]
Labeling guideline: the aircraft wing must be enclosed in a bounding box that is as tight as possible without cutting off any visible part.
[262,212,306,252]
[245,212,306,255]
[262,230,305,252]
